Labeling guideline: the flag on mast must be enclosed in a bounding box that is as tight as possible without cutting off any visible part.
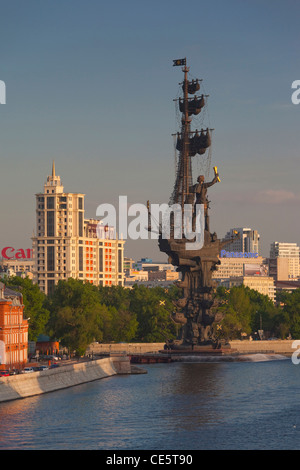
[173,58,186,66]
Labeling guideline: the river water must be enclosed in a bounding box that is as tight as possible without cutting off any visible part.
[0,354,299,450]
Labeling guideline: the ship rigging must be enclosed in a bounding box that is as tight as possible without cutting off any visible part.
[170,58,215,209]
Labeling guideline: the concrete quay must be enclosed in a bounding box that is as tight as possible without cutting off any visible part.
[0,355,132,404]
[0,341,295,403]
[86,342,166,355]
[88,340,296,357]
[229,339,295,356]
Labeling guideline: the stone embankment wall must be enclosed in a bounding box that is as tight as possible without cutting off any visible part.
[229,340,295,355]
[87,340,296,356]
[86,342,166,355]
[0,356,131,404]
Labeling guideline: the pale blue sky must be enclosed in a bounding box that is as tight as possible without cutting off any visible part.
[0,0,299,260]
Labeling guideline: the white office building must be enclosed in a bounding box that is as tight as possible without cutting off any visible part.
[269,242,300,280]
[223,227,260,254]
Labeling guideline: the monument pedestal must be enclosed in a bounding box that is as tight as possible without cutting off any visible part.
[161,342,237,356]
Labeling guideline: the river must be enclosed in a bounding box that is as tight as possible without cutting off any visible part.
[0,354,299,450]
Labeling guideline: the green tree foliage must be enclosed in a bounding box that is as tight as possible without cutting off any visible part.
[44,280,179,354]
[98,284,180,342]
[216,286,254,339]
[128,285,177,342]
[98,285,139,342]
[247,288,282,336]
[5,275,300,355]
[46,278,108,355]
[2,276,50,341]
[277,289,300,339]
[216,285,283,340]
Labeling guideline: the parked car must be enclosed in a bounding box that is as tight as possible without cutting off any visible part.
[0,371,9,377]
[23,367,34,373]
[50,364,60,369]
[41,354,60,361]
[38,365,49,371]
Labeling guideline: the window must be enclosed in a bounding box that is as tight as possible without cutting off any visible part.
[118,250,123,273]
[47,197,55,209]
[78,212,83,237]
[79,246,83,271]
[47,246,55,271]
[99,248,103,272]
[47,211,55,237]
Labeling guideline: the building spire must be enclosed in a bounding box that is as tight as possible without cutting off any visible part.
[45,160,63,193]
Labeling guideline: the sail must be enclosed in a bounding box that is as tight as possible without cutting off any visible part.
[190,129,211,156]
[170,62,212,207]
[176,129,211,156]
[182,79,200,95]
[179,95,205,116]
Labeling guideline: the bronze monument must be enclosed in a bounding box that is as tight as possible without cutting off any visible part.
[153,59,237,351]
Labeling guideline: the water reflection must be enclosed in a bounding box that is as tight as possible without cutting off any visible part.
[0,361,299,450]
[156,363,225,430]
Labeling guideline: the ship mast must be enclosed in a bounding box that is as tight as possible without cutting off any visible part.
[182,61,191,210]
[171,58,211,211]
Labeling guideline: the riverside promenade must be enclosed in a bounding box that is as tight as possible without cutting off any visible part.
[0,341,295,404]
[229,339,295,356]
[86,340,296,357]
[0,355,132,403]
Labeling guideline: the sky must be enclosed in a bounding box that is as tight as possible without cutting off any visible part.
[0,0,299,261]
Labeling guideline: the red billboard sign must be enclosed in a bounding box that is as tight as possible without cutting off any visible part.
[1,247,33,260]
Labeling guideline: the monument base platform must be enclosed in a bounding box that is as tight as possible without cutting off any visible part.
[160,347,238,356]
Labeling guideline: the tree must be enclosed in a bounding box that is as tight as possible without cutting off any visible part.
[216,286,254,339]
[98,285,138,342]
[277,289,300,339]
[105,306,138,343]
[49,303,109,356]
[216,285,285,340]
[47,279,108,355]
[98,285,130,311]
[247,288,281,337]
[3,276,50,341]
[98,284,179,342]
[129,285,177,342]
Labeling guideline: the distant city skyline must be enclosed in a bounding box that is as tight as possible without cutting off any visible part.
[0,0,299,261]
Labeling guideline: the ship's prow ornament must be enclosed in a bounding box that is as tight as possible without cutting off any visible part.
[155,58,237,351]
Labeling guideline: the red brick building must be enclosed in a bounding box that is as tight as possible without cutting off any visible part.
[36,335,59,356]
[0,282,29,370]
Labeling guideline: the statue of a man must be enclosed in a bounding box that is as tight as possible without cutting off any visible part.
[190,173,219,232]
